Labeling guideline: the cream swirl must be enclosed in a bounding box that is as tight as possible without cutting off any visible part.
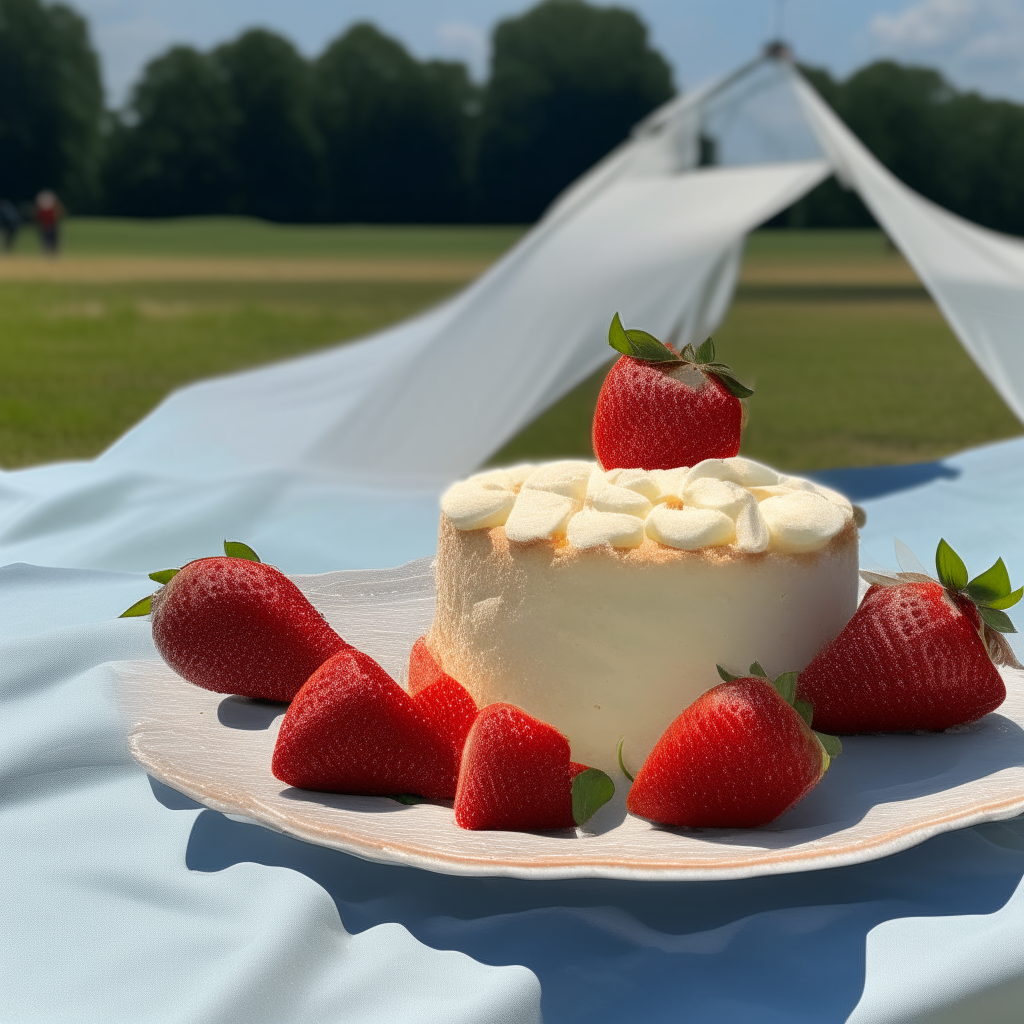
[440,457,856,553]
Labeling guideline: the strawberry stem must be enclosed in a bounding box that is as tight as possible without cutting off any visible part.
[118,540,260,618]
[616,737,635,782]
[606,315,754,398]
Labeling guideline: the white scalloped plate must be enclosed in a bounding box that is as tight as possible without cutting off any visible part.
[113,557,1024,881]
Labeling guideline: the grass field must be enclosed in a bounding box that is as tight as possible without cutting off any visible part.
[1,218,1020,471]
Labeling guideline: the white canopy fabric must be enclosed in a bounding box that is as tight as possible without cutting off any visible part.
[98,162,829,486]
[791,70,1024,425]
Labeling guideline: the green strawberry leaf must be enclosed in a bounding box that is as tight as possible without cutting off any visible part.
[815,731,843,757]
[679,342,697,362]
[616,736,635,783]
[794,699,814,727]
[716,664,741,682]
[988,586,1024,611]
[694,337,716,364]
[224,540,261,562]
[979,605,1017,634]
[625,328,678,360]
[707,368,755,399]
[607,313,678,363]
[608,312,631,355]
[772,671,798,706]
[966,557,1012,603]
[572,768,615,826]
[749,661,769,679]
[390,793,428,805]
[148,568,179,585]
[935,538,968,592]
[120,594,153,618]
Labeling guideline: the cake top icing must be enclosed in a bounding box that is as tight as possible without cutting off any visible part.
[440,457,856,555]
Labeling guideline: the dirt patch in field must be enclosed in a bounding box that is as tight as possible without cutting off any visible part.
[739,259,920,286]
[0,256,493,283]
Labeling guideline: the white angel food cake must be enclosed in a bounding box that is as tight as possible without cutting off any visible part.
[427,457,859,774]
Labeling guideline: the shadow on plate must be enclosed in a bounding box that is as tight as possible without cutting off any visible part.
[278,786,454,816]
[276,786,582,838]
[216,695,288,730]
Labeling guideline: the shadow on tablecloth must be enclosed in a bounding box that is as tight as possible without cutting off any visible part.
[159,777,1024,1024]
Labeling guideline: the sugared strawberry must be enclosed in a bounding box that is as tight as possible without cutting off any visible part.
[272,648,460,799]
[592,313,753,471]
[123,541,347,702]
[455,703,614,831]
[626,665,836,829]
[797,540,1021,733]
[407,636,478,758]
[408,635,448,695]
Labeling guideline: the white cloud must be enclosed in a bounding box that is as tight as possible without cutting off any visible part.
[868,0,1024,97]
[963,28,1024,58]
[870,0,975,48]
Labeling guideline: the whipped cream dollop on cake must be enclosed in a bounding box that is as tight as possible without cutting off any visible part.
[430,457,860,774]
[441,457,854,555]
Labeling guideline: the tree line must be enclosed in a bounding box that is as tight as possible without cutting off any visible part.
[0,0,673,224]
[3,0,1024,233]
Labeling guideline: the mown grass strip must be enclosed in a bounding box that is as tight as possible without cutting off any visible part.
[1,226,1020,472]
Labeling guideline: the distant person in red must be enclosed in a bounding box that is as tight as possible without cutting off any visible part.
[35,190,64,255]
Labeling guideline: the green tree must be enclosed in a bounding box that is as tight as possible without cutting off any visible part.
[782,61,1024,235]
[213,29,325,222]
[932,91,1024,235]
[839,62,948,199]
[315,23,477,222]
[103,46,237,216]
[0,0,103,209]
[477,0,674,222]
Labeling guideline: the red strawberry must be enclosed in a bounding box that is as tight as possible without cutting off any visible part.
[408,635,448,696]
[626,666,834,829]
[125,541,347,702]
[407,636,478,758]
[797,540,1020,734]
[592,314,753,471]
[272,648,460,799]
[455,703,614,831]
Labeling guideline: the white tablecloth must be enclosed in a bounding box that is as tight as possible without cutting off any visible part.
[4,437,1024,1022]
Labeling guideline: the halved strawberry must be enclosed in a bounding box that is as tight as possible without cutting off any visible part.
[272,648,460,799]
[122,541,348,702]
[454,703,614,831]
[797,539,1021,733]
[626,664,838,829]
[592,313,753,471]
[407,636,478,758]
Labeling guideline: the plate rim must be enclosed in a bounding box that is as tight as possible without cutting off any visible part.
[113,652,1024,882]
[125,718,1024,881]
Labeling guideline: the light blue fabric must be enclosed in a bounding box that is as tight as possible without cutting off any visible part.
[4,436,1024,1022]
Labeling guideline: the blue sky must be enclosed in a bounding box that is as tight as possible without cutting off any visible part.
[69,0,1024,107]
